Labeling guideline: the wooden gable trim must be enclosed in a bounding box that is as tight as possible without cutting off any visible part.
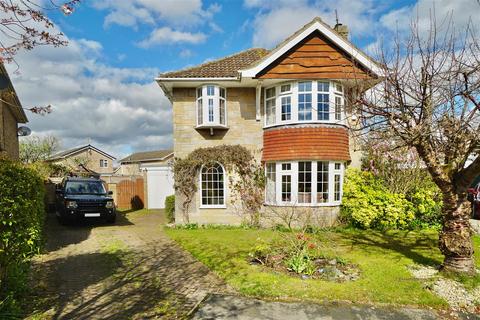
[240,18,382,78]
[257,31,374,80]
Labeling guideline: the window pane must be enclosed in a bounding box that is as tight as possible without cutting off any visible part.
[298,161,312,203]
[220,99,225,125]
[282,175,291,202]
[335,163,341,170]
[318,81,329,92]
[197,98,203,125]
[208,99,214,122]
[266,98,276,125]
[281,96,291,121]
[335,96,342,121]
[317,93,329,120]
[201,164,225,206]
[281,163,291,171]
[220,88,226,98]
[299,93,312,121]
[280,84,291,93]
[266,163,276,203]
[207,85,215,96]
[266,87,275,99]
[334,174,341,201]
[317,162,329,203]
[298,81,312,92]
[335,82,343,93]
[197,87,202,98]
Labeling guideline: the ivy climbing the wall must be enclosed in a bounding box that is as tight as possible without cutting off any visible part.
[173,145,265,226]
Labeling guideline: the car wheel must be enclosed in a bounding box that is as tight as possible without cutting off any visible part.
[106,215,116,224]
[57,215,69,226]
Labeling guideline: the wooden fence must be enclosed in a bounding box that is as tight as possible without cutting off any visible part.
[112,177,145,210]
[101,175,145,210]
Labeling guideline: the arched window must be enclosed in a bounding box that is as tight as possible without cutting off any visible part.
[200,163,225,207]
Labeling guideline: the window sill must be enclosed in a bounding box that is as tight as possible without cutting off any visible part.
[200,205,227,209]
[263,202,341,207]
[195,124,229,130]
[263,121,347,129]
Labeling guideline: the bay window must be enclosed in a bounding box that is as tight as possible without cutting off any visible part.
[265,161,344,206]
[196,85,227,127]
[264,81,345,126]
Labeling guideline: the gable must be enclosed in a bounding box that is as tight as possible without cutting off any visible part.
[257,31,373,80]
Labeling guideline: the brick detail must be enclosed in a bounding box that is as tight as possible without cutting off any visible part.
[262,126,350,161]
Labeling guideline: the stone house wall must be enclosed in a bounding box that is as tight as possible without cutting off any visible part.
[0,101,20,159]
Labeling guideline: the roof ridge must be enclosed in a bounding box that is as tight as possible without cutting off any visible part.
[159,48,268,78]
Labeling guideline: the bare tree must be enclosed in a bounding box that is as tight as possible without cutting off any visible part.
[354,15,480,273]
[0,0,80,65]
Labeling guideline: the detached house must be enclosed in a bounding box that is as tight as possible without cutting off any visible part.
[48,144,116,175]
[157,17,382,225]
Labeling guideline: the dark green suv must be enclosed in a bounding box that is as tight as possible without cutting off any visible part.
[55,177,116,224]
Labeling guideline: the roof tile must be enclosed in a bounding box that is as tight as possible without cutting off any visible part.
[159,48,269,79]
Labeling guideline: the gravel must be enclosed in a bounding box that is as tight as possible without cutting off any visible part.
[408,264,480,313]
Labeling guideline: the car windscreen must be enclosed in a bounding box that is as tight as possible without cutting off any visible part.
[65,181,106,195]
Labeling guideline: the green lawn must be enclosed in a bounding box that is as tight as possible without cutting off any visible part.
[165,227,480,308]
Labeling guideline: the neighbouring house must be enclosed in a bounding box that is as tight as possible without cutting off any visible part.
[48,144,116,174]
[117,149,173,175]
[117,149,174,209]
[0,64,28,160]
[157,17,382,225]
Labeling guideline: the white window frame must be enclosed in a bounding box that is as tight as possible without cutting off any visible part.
[265,161,344,206]
[263,80,345,127]
[196,85,227,127]
[199,162,227,209]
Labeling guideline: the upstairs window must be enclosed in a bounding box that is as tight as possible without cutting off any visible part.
[264,81,344,126]
[298,81,312,121]
[196,85,227,127]
[266,87,276,125]
[99,159,108,168]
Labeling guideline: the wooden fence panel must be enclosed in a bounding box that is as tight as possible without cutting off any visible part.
[113,177,145,210]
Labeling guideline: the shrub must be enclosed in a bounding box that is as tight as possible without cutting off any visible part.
[341,168,415,229]
[0,158,45,314]
[164,195,175,223]
[406,185,443,228]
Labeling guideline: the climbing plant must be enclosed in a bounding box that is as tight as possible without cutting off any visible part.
[173,145,264,225]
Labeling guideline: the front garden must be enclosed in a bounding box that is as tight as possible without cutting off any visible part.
[166,227,480,310]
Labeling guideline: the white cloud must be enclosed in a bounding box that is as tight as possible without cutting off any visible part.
[91,0,221,30]
[249,0,379,48]
[137,27,207,48]
[179,49,193,58]
[5,37,172,160]
[380,0,480,34]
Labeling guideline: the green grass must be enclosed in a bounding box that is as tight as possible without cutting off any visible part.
[165,227,480,308]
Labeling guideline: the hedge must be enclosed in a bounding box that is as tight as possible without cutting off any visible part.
[165,195,175,223]
[0,158,45,313]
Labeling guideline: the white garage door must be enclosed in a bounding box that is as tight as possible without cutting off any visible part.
[146,167,174,209]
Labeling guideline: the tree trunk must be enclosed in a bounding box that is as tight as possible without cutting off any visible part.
[439,192,475,274]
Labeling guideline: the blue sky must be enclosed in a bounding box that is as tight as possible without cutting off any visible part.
[5,0,479,160]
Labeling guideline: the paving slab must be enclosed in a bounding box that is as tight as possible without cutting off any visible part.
[193,294,444,320]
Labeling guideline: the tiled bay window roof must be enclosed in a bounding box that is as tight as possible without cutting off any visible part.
[159,48,269,79]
